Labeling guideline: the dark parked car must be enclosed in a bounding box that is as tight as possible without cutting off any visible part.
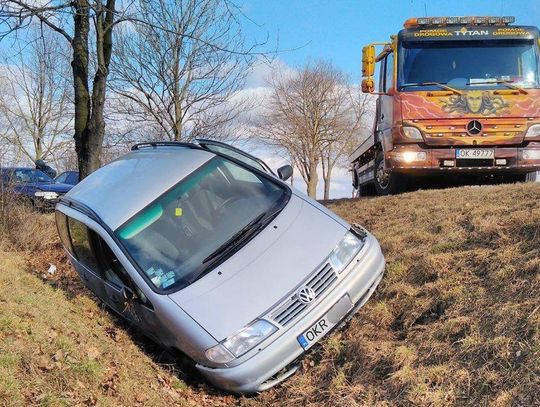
[55,170,80,185]
[0,167,74,210]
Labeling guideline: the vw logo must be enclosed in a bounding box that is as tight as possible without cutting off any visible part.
[296,286,316,304]
[466,120,483,136]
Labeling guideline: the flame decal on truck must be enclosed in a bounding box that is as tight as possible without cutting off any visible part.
[442,91,509,115]
[399,89,540,119]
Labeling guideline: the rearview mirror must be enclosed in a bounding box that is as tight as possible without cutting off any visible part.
[277,165,293,181]
[362,45,375,77]
[361,78,375,93]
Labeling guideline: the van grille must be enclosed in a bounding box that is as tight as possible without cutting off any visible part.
[271,263,337,326]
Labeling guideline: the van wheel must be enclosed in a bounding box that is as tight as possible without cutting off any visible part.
[374,152,407,195]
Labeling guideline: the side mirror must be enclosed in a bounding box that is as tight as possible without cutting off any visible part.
[361,78,375,93]
[277,165,293,181]
[361,45,376,77]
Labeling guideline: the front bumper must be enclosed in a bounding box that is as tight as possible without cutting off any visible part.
[34,196,62,210]
[388,142,540,174]
[195,233,385,394]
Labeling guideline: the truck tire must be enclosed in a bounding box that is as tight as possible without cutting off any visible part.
[374,152,407,195]
[505,172,537,183]
[359,183,376,197]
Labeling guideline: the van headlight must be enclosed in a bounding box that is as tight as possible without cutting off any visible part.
[329,231,364,272]
[205,320,277,364]
[34,191,58,200]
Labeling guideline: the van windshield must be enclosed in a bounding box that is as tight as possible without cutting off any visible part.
[116,156,289,292]
[398,39,540,90]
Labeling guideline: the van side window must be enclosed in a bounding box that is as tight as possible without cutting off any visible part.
[92,232,129,286]
[55,212,74,256]
[91,232,151,306]
[67,217,100,271]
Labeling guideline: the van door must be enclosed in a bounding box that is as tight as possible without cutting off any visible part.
[65,216,108,300]
[89,231,163,343]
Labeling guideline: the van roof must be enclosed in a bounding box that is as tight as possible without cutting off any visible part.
[63,146,215,230]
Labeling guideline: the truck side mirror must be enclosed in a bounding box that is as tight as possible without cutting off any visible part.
[362,45,376,77]
[277,165,293,181]
[361,78,375,93]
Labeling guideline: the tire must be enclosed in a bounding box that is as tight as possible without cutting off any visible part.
[359,183,376,197]
[503,172,536,183]
[373,152,407,196]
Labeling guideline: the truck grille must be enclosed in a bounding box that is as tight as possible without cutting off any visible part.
[271,263,337,326]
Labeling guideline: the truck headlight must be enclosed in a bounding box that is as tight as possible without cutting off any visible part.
[329,231,364,272]
[525,124,540,138]
[34,191,58,200]
[402,126,423,140]
[205,320,277,364]
[395,151,427,163]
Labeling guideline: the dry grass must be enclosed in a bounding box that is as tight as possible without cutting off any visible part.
[2,182,540,406]
[252,182,540,407]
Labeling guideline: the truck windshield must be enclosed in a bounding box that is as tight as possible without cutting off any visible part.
[115,156,289,292]
[398,39,540,90]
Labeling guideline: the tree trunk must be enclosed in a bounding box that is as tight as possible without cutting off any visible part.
[306,160,318,199]
[72,0,115,179]
[72,0,92,179]
[323,178,330,200]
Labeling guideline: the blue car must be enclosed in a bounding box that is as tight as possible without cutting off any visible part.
[0,167,74,210]
[55,170,80,186]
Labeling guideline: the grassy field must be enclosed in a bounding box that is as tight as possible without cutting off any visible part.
[2,183,540,406]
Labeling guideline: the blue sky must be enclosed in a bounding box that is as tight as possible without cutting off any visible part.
[236,0,540,198]
[240,0,540,83]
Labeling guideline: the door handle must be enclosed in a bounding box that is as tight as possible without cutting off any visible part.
[380,114,385,120]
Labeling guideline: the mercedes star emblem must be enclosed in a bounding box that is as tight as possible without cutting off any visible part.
[466,120,483,136]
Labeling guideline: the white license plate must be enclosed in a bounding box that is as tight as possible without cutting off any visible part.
[297,295,353,350]
[456,149,494,159]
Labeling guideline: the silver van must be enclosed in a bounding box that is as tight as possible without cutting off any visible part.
[55,140,385,393]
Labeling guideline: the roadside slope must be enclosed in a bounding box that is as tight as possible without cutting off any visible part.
[252,182,540,406]
[2,183,540,406]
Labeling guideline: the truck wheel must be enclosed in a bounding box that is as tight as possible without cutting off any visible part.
[359,183,376,197]
[505,172,537,183]
[374,152,407,195]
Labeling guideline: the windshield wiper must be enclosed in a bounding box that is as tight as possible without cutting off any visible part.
[400,82,463,95]
[467,79,528,94]
[201,212,267,267]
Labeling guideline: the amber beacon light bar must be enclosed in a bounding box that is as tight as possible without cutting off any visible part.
[403,16,515,29]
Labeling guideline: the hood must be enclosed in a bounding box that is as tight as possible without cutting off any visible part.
[168,193,348,340]
[399,89,540,146]
[37,182,73,194]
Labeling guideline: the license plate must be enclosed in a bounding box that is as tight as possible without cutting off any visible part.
[456,149,494,159]
[297,295,353,350]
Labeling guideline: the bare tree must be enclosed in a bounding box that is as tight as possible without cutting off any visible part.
[259,61,354,199]
[110,0,251,142]
[0,0,265,178]
[319,88,373,199]
[0,0,123,178]
[0,29,72,165]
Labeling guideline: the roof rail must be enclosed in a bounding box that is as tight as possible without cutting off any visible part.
[130,141,200,151]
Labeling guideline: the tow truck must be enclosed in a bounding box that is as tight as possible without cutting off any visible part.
[351,16,540,195]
